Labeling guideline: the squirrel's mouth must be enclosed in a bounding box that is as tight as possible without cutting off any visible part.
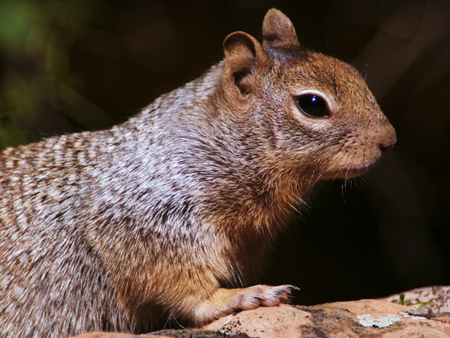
[322,166,369,180]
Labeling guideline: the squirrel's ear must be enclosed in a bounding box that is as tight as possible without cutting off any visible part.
[262,9,299,48]
[223,31,269,98]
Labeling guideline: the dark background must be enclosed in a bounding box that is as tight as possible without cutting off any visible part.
[1,0,449,306]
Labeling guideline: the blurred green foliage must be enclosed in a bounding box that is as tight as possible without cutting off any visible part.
[0,0,115,149]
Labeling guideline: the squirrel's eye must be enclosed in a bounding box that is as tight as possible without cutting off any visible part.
[295,94,330,118]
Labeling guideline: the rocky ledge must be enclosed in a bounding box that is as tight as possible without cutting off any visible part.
[72,286,450,338]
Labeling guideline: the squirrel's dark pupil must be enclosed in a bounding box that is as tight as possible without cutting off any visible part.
[296,94,330,118]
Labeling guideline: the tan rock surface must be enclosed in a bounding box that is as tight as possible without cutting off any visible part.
[382,285,450,313]
[202,300,450,337]
[202,304,310,338]
[72,330,246,337]
[71,333,138,338]
[70,287,450,338]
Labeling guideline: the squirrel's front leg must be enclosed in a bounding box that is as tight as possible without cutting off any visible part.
[189,284,299,325]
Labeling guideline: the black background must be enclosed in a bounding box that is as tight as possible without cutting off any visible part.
[1,0,450,306]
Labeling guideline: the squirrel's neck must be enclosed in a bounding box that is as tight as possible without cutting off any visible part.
[110,61,311,241]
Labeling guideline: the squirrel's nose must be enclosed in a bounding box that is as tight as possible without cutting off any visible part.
[378,125,397,155]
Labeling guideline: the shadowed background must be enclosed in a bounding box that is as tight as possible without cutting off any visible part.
[1,0,449,306]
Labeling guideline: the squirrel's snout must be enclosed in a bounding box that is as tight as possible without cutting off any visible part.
[378,126,397,155]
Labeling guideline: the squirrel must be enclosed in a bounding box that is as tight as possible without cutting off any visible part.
[0,8,396,338]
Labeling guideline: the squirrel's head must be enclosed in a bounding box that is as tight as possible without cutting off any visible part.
[219,9,396,181]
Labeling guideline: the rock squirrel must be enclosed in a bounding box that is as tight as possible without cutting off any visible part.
[0,9,396,338]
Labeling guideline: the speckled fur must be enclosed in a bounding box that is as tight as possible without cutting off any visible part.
[0,9,396,338]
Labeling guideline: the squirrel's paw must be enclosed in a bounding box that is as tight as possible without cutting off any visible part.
[234,284,299,310]
[192,284,299,325]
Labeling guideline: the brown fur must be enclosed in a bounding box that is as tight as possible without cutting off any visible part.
[0,9,396,338]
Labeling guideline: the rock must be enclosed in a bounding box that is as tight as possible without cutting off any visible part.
[381,285,450,313]
[70,334,138,338]
[71,330,248,338]
[70,286,450,338]
[201,300,450,337]
[203,304,310,337]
